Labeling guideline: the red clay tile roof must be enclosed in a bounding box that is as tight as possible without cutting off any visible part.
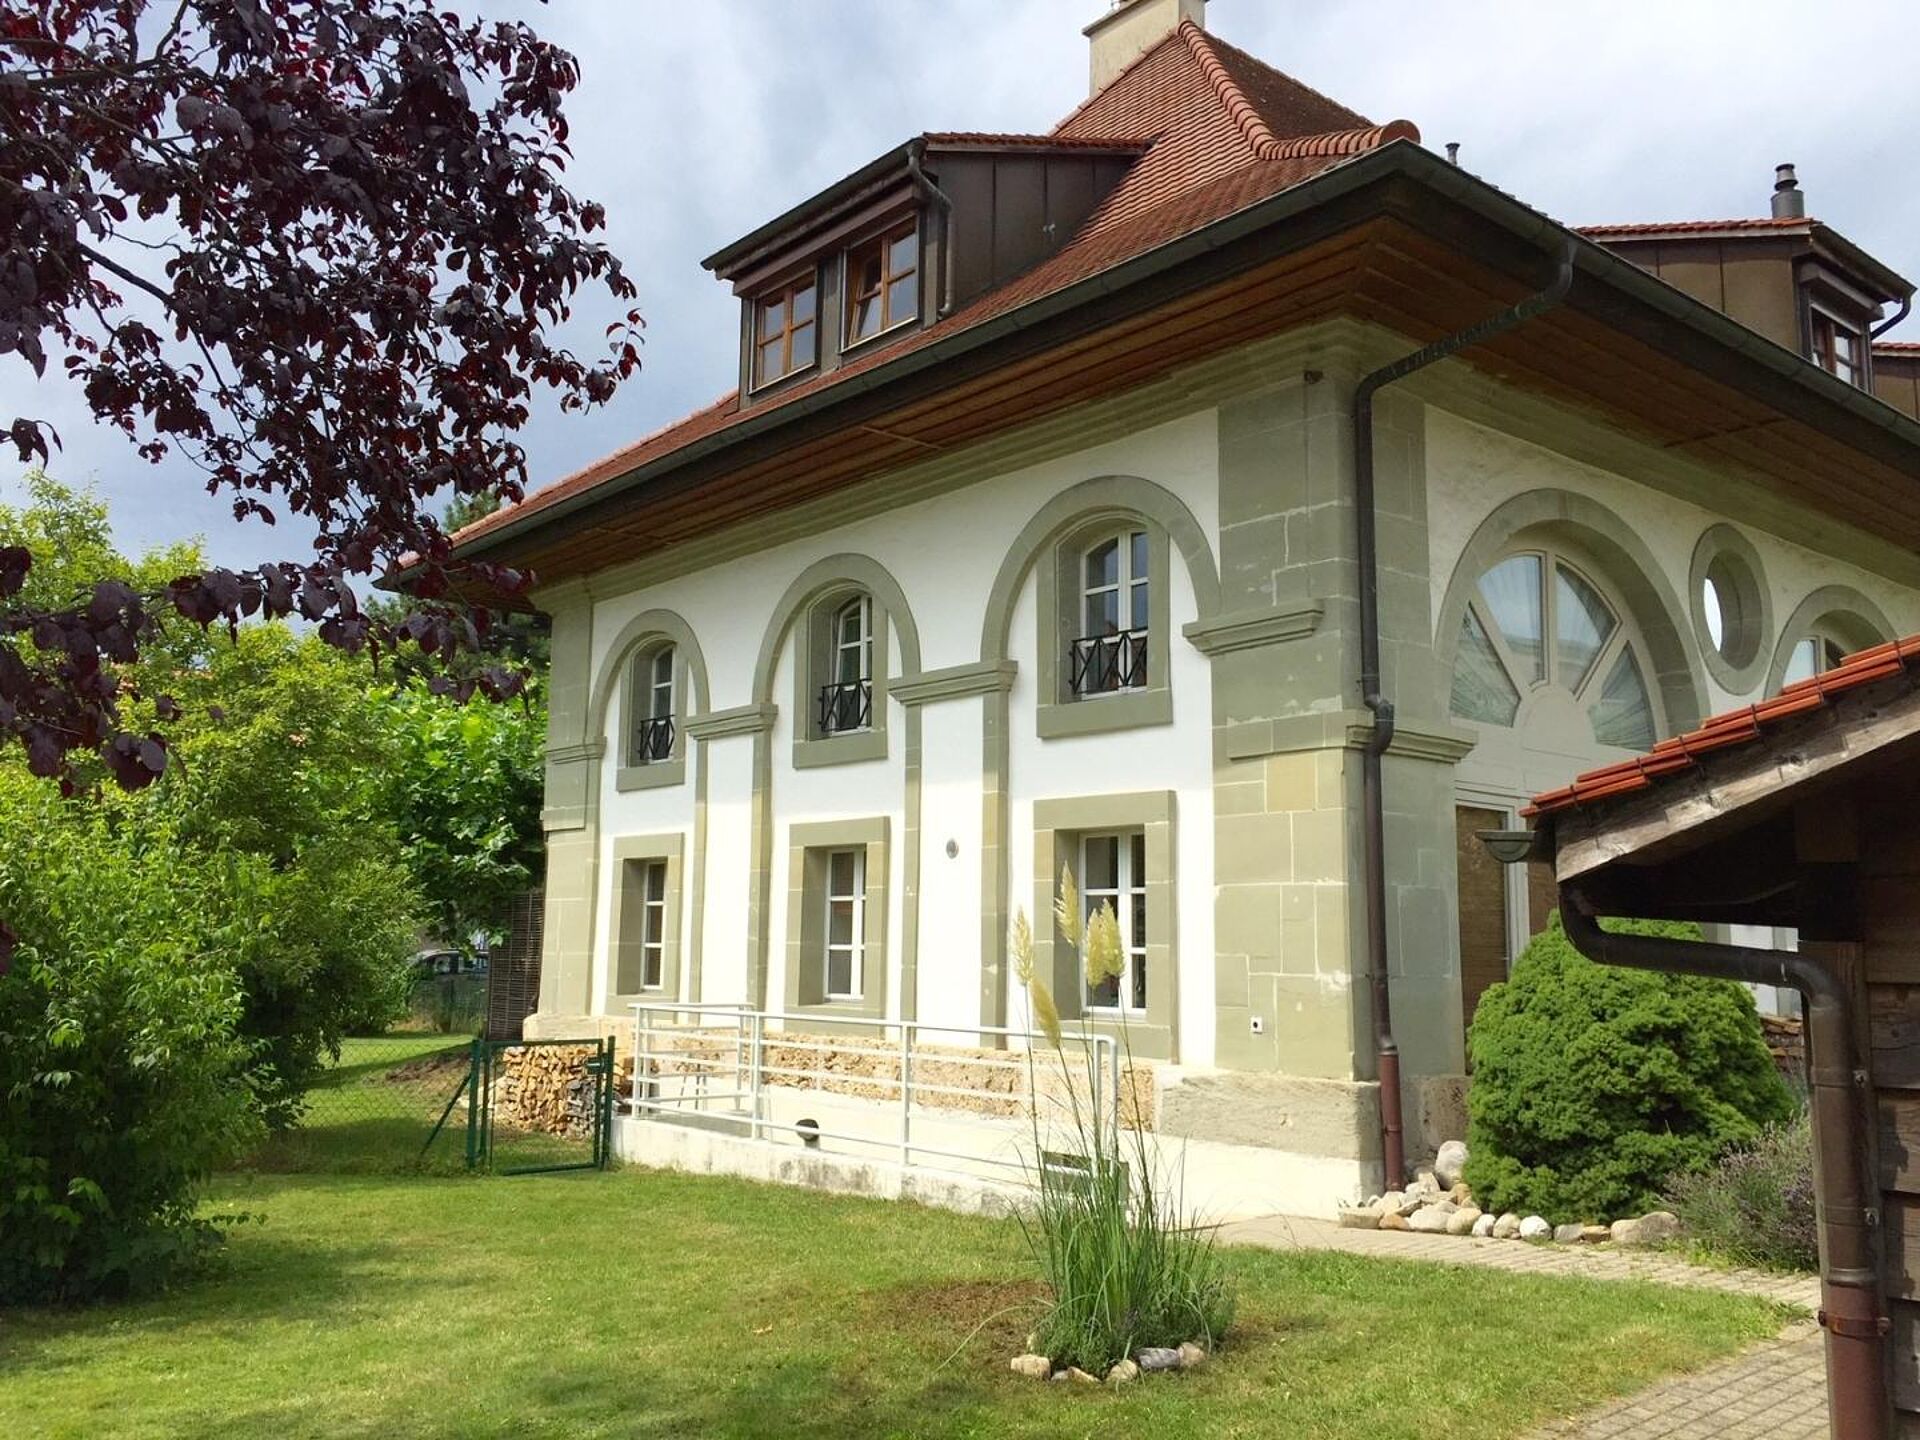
[1578,218,1813,238]
[1525,634,1920,818]
[922,132,1148,151]
[1878,341,1920,353]
[453,21,1416,552]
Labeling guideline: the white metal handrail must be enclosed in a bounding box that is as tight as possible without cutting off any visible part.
[627,1002,1123,1184]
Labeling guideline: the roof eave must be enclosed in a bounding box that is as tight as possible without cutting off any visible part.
[461,140,1920,565]
[701,139,917,277]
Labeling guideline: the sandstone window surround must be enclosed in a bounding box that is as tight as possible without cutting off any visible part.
[1688,524,1773,694]
[792,587,892,768]
[1032,791,1175,1060]
[616,640,692,793]
[1768,584,1896,694]
[1036,515,1173,739]
[607,833,686,1005]
[785,816,890,1022]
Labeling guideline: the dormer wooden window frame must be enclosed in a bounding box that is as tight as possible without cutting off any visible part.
[842,217,920,352]
[750,267,820,392]
[1808,301,1867,390]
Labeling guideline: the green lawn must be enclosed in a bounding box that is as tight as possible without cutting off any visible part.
[0,1165,1791,1439]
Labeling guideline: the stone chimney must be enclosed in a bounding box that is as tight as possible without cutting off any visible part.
[1772,163,1806,220]
[1085,0,1205,95]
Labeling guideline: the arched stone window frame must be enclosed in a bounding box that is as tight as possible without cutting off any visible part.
[752,554,923,770]
[592,609,709,793]
[981,475,1220,741]
[1688,524,1774,694]
[1766,585,1895,694]
[1434,489,1706,746]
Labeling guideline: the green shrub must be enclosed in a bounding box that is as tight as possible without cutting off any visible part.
[1463,912,1793,1222]
[0,774,259,1303]
[1012,877,1235,1373]
[1664,1114,1817,1272]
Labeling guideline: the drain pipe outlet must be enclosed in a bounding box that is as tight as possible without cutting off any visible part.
[1352,241,1576,1191]
[1560,901,1890,1440]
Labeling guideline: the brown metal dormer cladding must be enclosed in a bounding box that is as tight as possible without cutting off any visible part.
[1583,166,1914,394]
[705,135,1148,408]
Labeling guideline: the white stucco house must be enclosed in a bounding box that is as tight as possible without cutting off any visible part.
[449,0,1920,1217]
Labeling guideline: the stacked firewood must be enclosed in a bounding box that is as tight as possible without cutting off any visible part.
[493,1044,599,1137]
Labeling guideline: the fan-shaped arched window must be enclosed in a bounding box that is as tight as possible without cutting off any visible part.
[1450,550,1660,752]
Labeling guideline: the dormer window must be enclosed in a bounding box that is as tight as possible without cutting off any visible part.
[753,272,817,388]
[1810,306,1865,388]
[845,221,918,347]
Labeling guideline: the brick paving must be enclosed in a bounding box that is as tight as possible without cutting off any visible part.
[1219,1215,1826,1439]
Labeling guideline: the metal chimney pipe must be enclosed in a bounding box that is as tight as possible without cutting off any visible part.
[1773,163,1806,220]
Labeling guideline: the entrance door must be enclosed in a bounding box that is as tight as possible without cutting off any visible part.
[1455,805,1511,1053]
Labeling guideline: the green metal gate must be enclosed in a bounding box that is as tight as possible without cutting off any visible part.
[459,1036,615,1175]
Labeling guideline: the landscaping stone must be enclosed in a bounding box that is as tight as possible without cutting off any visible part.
[1519,1215,1552,1240]
[1581,1225,1610,1245]
[1407,1205,1454,1233]
[1413,1169,1442,1196]
[1063,1366,1100,1386]
[1553,1223,1586,1244]
[1446,1205,1482,1236]
[1379,1212,1410,1231]
[1337,1204,1382,1230]
[1611,1211,1683,1248]
[1135,1347,1182,1373]
[1435,1139,1469,1188]
[1177,1342,1208,1369]
[1107,1359,1139,1385]
[1471,1212,1497,1238]
[1449,1182,1474,1207]
[1492,1212,1522,1239]
[1010,1354,1051,1379]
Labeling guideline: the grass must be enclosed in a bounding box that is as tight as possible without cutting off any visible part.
[248,1034,478,1175]
[0,1167,1792,1440]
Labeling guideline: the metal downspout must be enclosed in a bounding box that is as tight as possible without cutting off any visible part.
[1352,241,1576,1190]
[1872,294,1912,340]
[906,141,956,318]
[1559,903,1889,1440]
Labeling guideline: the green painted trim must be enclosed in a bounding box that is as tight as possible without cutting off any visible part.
[1433,487,1709,735]
[1764,583,1897,693]
[1687,524,1773,694]
[891,660,1018,705]
[1031,790,1177,1061]
[685,704,777,740]
[605,833,685,1005]
[784,816,891,1021]
[614,760,686,792]
[1182,602,1325,656]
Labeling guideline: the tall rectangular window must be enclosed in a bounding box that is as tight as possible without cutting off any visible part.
[1071,529,1150,696]
[754,272,817,387]
[638,860,668,990]
[629,645,676,766]
[1810,308,1864,388]
[1080,831,1147,1013]
[822,846,866,1000]
[845,222,918,346]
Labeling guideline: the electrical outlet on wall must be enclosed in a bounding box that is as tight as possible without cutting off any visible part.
[1249,1015,1265,1035]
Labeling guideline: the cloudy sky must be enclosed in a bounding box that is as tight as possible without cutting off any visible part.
[15,0,1920,569]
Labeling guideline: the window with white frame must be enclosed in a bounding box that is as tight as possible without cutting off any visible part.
[1071,530,1150,697]
[818,595,873,736]
[1782,631,1850,687]
[822,846,866,999]
[637,859,669,990]
[1810,307,1866,389]
[629,644,676,766]
[1080,831,1147,1013]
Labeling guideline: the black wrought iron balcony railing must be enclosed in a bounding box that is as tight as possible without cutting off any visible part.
[817,679,873,736]
[631,714,676,764]
[1069,630,1149,697]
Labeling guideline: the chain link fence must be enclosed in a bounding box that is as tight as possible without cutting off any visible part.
[249,1033,478,1175]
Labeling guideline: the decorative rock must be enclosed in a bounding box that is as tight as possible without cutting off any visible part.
[1471,1212,1498,1238]
[1413,1168,1442,1196]
[1063,1366,1100,1387]
[1491,1212,1522,1239]
[1407,1204,1454,1233]
[1107,1359,1140,1385]
[1011,1354,1051,1379]
[1581,1225,1610,1245]
[1446,1205,1483,1236]
[1611,1211,1682,1248]
[1135,1347,1182,1373]
[1553,1223,1586,1245]
[1518,1215,1552,1241]
[1337,1204,1382,1230]
[1177,1341,1208,1370]
[1379,1211,1411,1231]
[1449,1182,1474,1207]
[1434,1139,1469,1189]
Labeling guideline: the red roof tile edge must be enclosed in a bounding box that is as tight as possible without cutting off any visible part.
[1524,634,1920,819]
[1578,217,1813,237]
[1175,21,1419,156]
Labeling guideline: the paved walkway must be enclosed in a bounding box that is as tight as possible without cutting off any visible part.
[1219,1215,1826,1439]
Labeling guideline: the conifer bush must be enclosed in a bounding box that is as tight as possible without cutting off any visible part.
[1463,912,1793,1222]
